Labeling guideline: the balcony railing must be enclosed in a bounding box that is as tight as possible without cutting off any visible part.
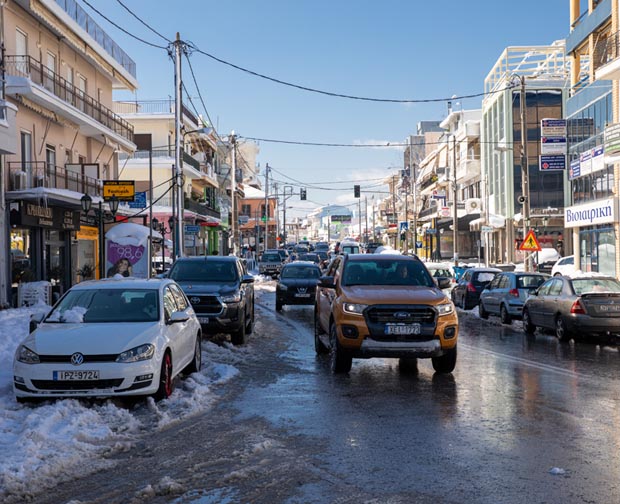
[157,195,221,218]
[5,55,134,142]
[594,31,620,70]
[53,0,136,78]
[8,161,101,195]
[113,100,199,125]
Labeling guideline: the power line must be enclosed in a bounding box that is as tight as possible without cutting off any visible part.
[81,0,168,50]
[113,0,171,43]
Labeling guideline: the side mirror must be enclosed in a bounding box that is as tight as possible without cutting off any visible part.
[437,277,451,289]
[241,274,255,284]
[168,311,190,324]
[318,275,336,289]
[29,312,46,333]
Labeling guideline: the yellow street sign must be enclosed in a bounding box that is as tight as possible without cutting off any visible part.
[519,230,542,252]
[103,180,135,201]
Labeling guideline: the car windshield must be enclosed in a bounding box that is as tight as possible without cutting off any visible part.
[261,253,281,262]
[45,288,160,323]
[281,266,321,279]
[169,260,238,282]
[342,259,434,287]
[571,278,620,295]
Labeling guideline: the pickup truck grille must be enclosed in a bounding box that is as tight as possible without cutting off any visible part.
[366,306,436,324]
[187,294,223,314]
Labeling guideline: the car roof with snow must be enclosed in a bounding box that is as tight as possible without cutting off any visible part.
[70,277,172,290]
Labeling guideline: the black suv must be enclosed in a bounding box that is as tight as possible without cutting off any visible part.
[167,256,254,345]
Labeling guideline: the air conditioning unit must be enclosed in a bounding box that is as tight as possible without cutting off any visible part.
[465,198,482,214]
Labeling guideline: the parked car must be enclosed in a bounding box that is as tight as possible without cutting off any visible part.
[451,267,501,310]
[534,247,561,274]
[258,250,284,278]
[551,255,577,277]
[522,275,620,342]
[167,256,254,345]
[424,262,456,294]
[13,277,202,402]
[479,272,549,324]
[276,262,322,311]
[314,253,458,374]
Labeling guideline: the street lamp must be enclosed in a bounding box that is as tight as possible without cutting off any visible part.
[151,217,175,274]
[81,194,119,279]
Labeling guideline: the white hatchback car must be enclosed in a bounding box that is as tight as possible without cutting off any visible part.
[551,255,578,277]
[13,277,202,402]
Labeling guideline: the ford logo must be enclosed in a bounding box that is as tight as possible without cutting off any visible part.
[70,353,84,366]
[393,312,410,320]
[190,297,201,304]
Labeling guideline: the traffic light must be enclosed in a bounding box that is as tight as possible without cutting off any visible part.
[300,188,307,200]
[354,184,360,198]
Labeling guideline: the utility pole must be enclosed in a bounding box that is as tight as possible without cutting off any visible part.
[364,196,368,247]
[173,33,184,259]
[264,164,270,251]
[392,175,397,249]
[452,134,458,265]
[410,136,418,257]
[519,75,531,272]
[403,174,409,255]
[230,131,237,256]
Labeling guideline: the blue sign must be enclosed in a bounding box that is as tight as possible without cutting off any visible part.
[399,221,408,232]
[184,225,201,235]
[128,191,146,209]
[426,228,437,234]
[569,159,581,180]
[416,241,423,249]
[540,155,566,171]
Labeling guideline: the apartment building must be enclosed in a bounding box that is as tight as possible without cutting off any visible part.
[566,0,618,276]
[3,0,137,304]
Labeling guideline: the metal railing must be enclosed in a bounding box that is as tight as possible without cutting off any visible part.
[5,55,134,142]
[113,99,199,125]
[593,31,620,70]
[53,0,136,78]
[8,161,101,195]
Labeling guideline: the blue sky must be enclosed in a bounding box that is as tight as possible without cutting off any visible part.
[91,0,569,217]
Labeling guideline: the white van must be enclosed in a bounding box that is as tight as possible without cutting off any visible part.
[340,242,360,255]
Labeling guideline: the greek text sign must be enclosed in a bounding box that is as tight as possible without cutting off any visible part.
[564,197,617,228]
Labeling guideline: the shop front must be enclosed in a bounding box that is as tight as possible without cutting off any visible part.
[8,200,81,303]
[564,197,618,276]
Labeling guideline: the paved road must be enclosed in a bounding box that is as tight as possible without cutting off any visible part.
[28,285,620,503]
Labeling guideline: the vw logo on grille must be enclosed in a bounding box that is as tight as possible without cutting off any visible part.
[190,297,201,304]
[70,353,84,366]
[297,287,307,294]
[393,312,411,320]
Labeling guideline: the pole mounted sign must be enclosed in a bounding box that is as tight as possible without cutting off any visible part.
[519,230,542,252]
[103,180,135,201]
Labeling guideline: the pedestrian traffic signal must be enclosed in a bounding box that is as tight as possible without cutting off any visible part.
[354,184,360,198]
[300,188,307,200]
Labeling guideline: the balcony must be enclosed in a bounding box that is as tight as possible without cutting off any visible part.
[594,31,620,81]
[5,55,134,146]
[113,99,199,127]
[157,195,221,219]
[8,161,101,195]
[456,157,481,184]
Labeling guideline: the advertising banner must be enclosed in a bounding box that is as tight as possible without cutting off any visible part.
[105,223,157,278]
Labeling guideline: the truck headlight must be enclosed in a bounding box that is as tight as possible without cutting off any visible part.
[221,291,242,303]
[436,302,454,316]
[343,303,367,315]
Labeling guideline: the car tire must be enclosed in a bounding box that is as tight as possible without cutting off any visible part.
[555,315,572,343]
[329,323,352,373]
[500,304,512,325]
[231,314,247,345]
[479,301,489,319]
[183,334,202,375]
[154,351,174,401]
[275,298,283,312]
[522,308,536,335]
[432,346,457,374]
[314,309,329,355]
[246,303,254,334]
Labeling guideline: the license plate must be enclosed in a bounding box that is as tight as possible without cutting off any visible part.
[198,316,210,324]
[294,293,311,297]
[53,370,99,381]
[385,323,421,335]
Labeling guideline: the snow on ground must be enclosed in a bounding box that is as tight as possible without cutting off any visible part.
[0,276,274,501]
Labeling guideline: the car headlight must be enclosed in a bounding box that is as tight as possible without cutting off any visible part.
[116,344,155,363]
[16,345,40,364]
[221,291,242,303]
[278,284,288,291]
[436,302,454,316]
[343,303,367,315]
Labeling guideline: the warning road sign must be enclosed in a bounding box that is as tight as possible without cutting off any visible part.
[519,230,542,252]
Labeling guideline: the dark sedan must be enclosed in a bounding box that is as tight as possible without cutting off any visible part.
[276,262,322,311]
[451,267,501,310]
[522,275,620,342]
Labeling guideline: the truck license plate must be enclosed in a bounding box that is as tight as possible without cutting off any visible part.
[385,323,421,335]
[198,317,210,324]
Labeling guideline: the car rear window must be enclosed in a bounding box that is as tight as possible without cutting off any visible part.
[428,268,452,278]
[474,272,496,284]
[169,261,237,282]
[517,275,547,289]
[571,278,620,295]
[281,266,321,279]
